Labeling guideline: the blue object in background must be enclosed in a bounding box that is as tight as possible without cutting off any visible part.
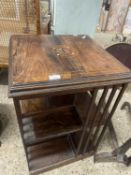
[52,0,102,37]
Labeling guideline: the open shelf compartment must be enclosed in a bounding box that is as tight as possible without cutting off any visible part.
[27,136,75,175]
[22,106,82,146]
[20,94,75,116]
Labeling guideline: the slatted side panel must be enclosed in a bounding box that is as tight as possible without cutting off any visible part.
[0,0,40,68]
[76,84,127,154]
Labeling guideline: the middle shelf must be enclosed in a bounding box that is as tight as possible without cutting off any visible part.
[22,106,82,146]
[20,91,102,147]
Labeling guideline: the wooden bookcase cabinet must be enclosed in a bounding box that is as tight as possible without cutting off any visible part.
[9,34,131,175]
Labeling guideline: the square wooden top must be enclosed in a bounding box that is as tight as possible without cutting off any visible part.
[9,35,131,97]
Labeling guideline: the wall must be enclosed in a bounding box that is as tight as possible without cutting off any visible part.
[52,0,102,37]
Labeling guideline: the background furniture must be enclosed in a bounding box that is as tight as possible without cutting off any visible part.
[95,43,131,166]
[9,35,131,175]
[0,0,51,69]
[0,0,40,68]
[107,43,131,115]
[106,43,131,69]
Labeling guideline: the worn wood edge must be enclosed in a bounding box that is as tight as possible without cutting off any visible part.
[9,77,131,98]
[9,71,131,92]
[11,72,131,88]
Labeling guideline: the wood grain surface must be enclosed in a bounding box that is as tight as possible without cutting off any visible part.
[9,35,131,97]
[20,94,74,114]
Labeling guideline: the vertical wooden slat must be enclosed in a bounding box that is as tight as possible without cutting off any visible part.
[108,121,119,149]
[35,0,41,34]
[24,0,29,33]
[13,98,29,169]
[76,89,98,155]
[95,84,128,151]
[91,85,118,148]
[83,87,109,153]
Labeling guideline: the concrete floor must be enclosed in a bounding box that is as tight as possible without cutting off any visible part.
[0,33,131,175]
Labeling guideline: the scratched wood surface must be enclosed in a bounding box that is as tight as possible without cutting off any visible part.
[9,35,131,96]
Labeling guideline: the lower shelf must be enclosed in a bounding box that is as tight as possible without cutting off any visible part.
[27,136,75,175]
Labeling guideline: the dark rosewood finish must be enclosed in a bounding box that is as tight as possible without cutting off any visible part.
[9,35,131,97]
[9,35,131,175]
